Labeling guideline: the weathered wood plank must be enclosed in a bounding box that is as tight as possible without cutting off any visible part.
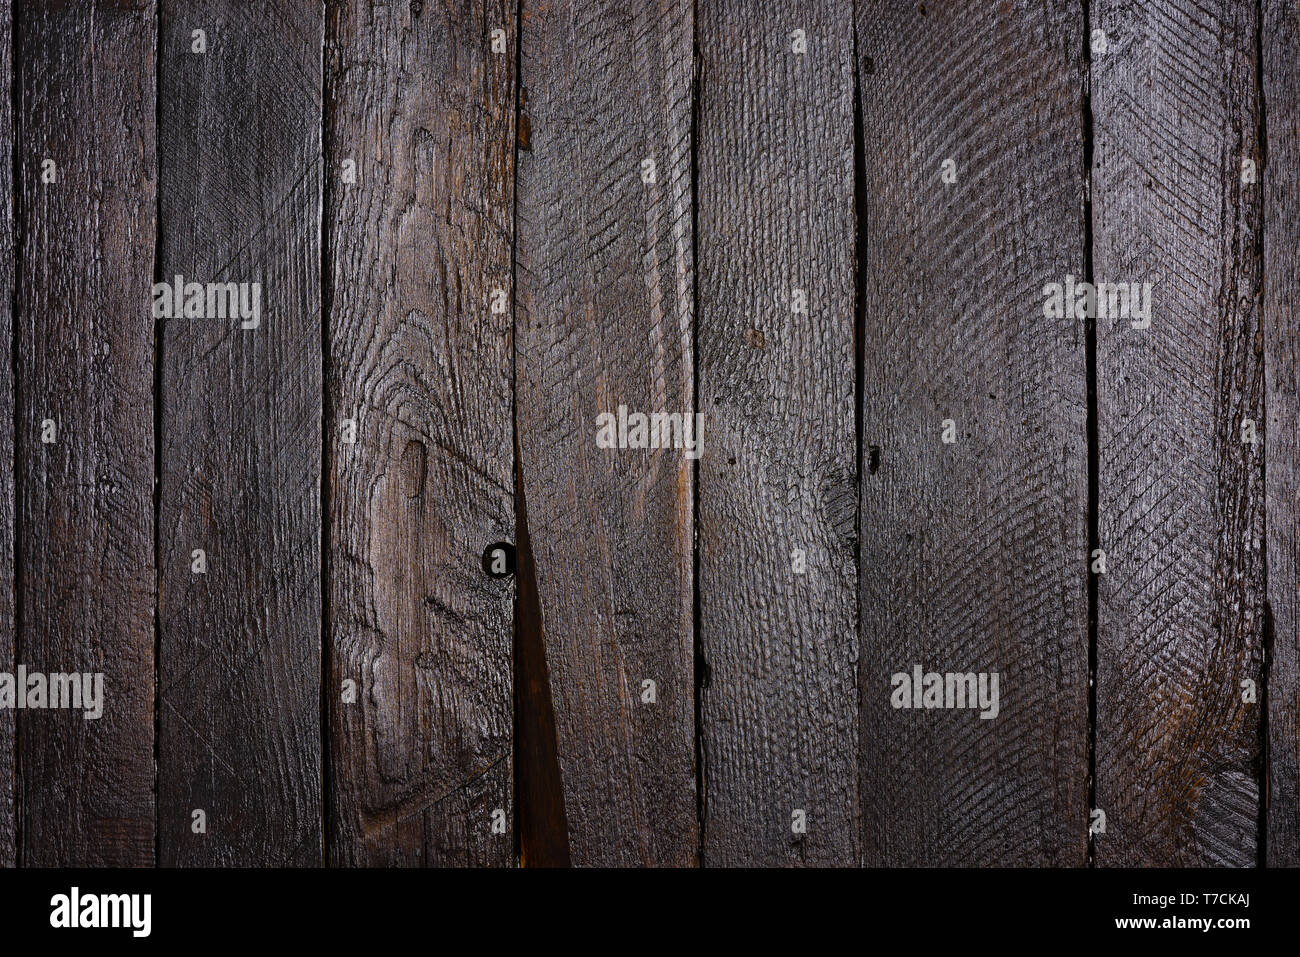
[514,0,697,865]
[324,0,516,867]
[1091,0,1265,866]
[0,0,13,869]
[697,1,859,866]
[1263,0,1299,868]
[15,0,156,867]
[156,1,323,866]
[857,0,1090,865]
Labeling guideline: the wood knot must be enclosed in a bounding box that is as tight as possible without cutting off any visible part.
[400,439,427,498]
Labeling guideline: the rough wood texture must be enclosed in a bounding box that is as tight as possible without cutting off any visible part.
[325,0,516,867]
[0,0,13,869]
[1263,0,1299,867]
[1092,0,1265,866]
[857,0,1090,866]
[515,0,697,865]
[156,1,323,866]
[15,0,156,867]
[697,0,859,866]
[0,0,1292,871]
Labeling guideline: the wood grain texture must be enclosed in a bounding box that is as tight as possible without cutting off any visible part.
[857,0,1090,866]
[1263,0,1299,867]
[697,0,859,866]
[325,0,516,867]
[0,0,12,869]
[1092,0,1265,867]
[156,1,323,866]
[15,0,156,867]
[515,0,697,865]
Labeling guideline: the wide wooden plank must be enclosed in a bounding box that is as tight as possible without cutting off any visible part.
[15,0,156,866]
[514,0,697,865]
[1091,0,1264,866]
[156,1,323,866]
[697,1,859,866]
[1263,0,1300,867]
[0,0,12,869]
[324,0,516,867]
[857,0,1090,865]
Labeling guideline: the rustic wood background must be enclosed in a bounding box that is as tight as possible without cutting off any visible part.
[0,0,1294,867]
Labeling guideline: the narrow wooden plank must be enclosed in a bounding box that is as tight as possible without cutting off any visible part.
[697,2,858,866]
[324,0,516,867]
[515,0,697,865]
[15,0,156,867]
[0,0,14,869]
[156,1,323,866]
[1263,0,1299,867]
[1092,0,1265,866]
[857,1,1090,865]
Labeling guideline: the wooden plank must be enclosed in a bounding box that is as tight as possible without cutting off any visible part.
[0,0,12,869]
[1091,0,1265,866]
[1263,0,1300,867]
[15,0,156,867]
[514,0,697,865]
[156,1,323,866]
[857,1,1090,865]
[324,0,516,867]
[696,1,859,866]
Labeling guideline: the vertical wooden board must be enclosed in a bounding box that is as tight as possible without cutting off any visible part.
[156,1,323,866]
[1091,0,1264,867]
[1263,0,1299,867]
[697,2,859,866]
[324,0,516,866]
[515,0,697,865]
[15,0,157,866]
[0,0,13,869]
[857,1,1089,865]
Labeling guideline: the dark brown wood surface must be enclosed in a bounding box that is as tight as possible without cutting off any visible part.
[1263,0,1300,867]
[0,0,1294,870]
[324,0,516,867]
[15,0,157,867]
[156,1,323,866]
[857,0,1091,866]
[514,0,698,865]
[697,0,859,866]
[514,457,571,867]
[1091,0,1266,867]
[0,0,12,870]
